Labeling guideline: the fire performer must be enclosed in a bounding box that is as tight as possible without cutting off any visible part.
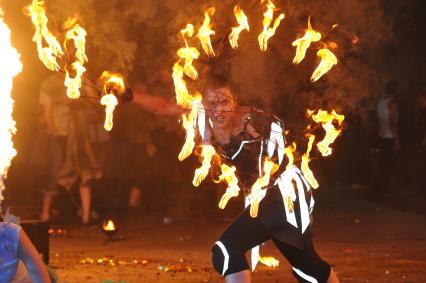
[202,74,339,283]
[128,73,339,282]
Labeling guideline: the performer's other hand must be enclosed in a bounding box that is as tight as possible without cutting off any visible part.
[121,88,134,103]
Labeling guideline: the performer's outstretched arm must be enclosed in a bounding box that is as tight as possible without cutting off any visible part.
[132,91,181,116]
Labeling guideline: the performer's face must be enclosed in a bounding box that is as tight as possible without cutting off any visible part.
[205,86,236,129]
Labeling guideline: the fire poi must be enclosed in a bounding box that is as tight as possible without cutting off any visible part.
[166,2,343,280]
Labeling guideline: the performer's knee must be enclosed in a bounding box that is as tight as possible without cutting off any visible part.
[211,240,249,277]
[291,256,331,283]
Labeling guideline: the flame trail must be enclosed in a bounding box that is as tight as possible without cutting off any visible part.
[0,7,23,205]
[248,158,278,217]
[258,0,285,51]
[26,0,63,71]
[98,71,125,131]
[197,7,216,57]
[285,142,297,169]
[311,109,345,156]
[301,134,319,189]
[292,17,321,64]
[216,164,241,209]
[192,145,217,187]
[177,24,200,80]
[63,19,88,99]
[229,5,250,49]
[172,63,194,109]
[310,48,337,82]
[178,95,202,161]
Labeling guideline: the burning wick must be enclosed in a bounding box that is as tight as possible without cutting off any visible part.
[310,48,338,82]
[292,17,321,64]
[197,7,216,57]
[100,94,118,132]
[102,219,117,240]
[259,256,280,267]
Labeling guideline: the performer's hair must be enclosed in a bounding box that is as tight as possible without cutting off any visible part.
[201,72,239,101]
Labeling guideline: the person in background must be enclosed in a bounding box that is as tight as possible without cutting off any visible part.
[39,72,107,225]
[376,80,399,192]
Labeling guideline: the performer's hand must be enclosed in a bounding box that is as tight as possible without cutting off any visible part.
[121,88,134,102]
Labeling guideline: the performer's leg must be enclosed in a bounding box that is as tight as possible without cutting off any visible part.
[79,185,91,224]
[272,234,339,283]
[211,208,270,281]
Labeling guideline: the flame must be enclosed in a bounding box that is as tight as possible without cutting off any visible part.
[229,5,250,49]
[178,95,202,161]
[216,164,241,209]
[301,134,319,189]
[311,110,345,156]
[258,0,285,51]
[102,220,116,231]
[193,145,216,187]
[100,94,118,132]
[248,158,279,217]
[0,7,23,204]
[63,20,88,99]
[259,256,280,267]
[285,142,297,169]
[292,17,321,64]
[26,0,63,71]
[172,62,194,110]
[310,48,337,82]
[177,24,200,80]
[197,7,216,57]
[99,71,125,96]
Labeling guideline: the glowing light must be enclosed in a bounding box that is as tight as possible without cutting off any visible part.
[285,142,297,169]
[258,0,285,51]
[310,48,337,82]
[259,256,279,267]
[177,24,200,80]
[26,0,63,71]
[292,17,321,64]
[100,94,118,132]
[0,7,23,204]
[102,220,116,231]
[197,7,216,57]
[229,5,250,49]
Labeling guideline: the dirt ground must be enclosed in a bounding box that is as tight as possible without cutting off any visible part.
[44,187,426,283]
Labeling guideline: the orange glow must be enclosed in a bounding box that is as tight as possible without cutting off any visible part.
[248,158,279,217]
[311,110,345,156]
[292,17,321,64]
[216,164,241,209]
[102,220,116,231]
[259,256,280,267]
[0,7,23,203]
[99,71,125,96]
[64,20,88,99]
[285,142,297,169]
[310,48,337,82]
[229,5,250,49]
[301,134,319,189]
[197,7,216,57]
[26,0,63,71]
[258,0,285,51]
[192,145,216,186]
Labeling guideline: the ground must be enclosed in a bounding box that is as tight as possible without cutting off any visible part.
[42,186,426,283]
